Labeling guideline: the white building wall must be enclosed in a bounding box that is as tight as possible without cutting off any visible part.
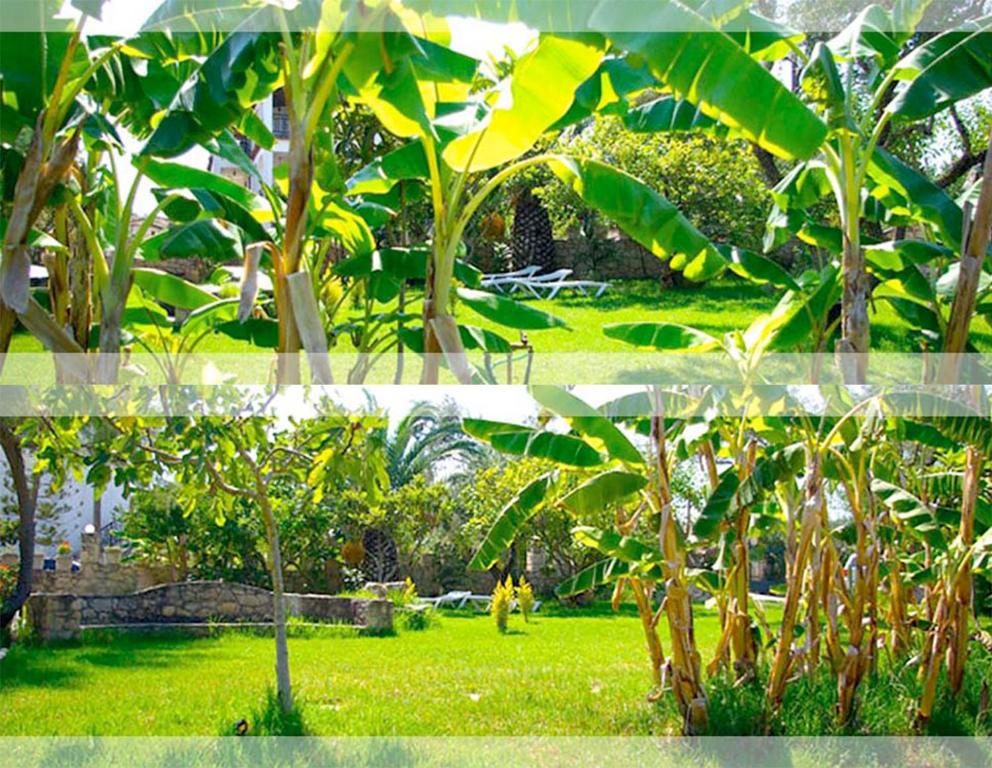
[1,467,127,556]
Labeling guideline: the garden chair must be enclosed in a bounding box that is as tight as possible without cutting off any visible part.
[545,279,611,300]
[29,264,49,287]
[507,268,573,299]
[480,265,542,293]
[418,590,473,609]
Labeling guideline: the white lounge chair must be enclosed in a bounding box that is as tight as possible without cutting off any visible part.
[418,590,472,608]
[507,268,573,299]
[480,265,542,293]
[545,280,611,300]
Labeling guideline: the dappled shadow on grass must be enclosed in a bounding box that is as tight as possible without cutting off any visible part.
[0,634,218,692]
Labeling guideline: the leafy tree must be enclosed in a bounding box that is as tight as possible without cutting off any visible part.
[99,393,387,711]
[0,412,85,632]
[380,399,489,489]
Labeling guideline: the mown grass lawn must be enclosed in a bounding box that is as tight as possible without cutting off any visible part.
[1,605,739,737]
[10,278,992,358]
[3,602,990,737]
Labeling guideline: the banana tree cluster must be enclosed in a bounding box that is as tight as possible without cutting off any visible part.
[467,386,992,733]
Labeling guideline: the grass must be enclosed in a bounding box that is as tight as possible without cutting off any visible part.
[10,278,992,358]
[1,602,989,737]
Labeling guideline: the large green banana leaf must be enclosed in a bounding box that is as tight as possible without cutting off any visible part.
[442,35,606,172]
[598,2,827,161]
[529,386,644,465]
[546,157,725,280]
[468,473,556,570]
[560,471,648,514]
[887,19,992,121]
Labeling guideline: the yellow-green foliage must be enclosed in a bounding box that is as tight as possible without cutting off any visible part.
[402,577,418,604]
[517,576,535,623]
[491,576,514,634]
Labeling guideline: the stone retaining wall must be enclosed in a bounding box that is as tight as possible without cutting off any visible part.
[27,580,393,641]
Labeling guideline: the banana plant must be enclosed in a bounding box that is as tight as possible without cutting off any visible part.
[870,391,992,725]
[603,257,842,385]
[0,0,123,374]
[856,128,992,376]
[345,1,830,383]
[762,6,992,379]
[131,1,378,384]
[465,385,714,734]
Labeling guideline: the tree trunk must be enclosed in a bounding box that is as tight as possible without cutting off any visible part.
[0,421,39,632]
[0,302,15,374]
[651,391,707,734]
[258,491,292,711]
[941,128,992,368]
[838,143,869,383]
[767,452,820,710]
[97,277,130,385]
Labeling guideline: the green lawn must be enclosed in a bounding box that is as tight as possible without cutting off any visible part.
[1,605,735,737]
[10,278,992,358]
[3,603,990,738]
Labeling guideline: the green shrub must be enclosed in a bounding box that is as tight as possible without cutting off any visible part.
[517,576,535,623]
[399,605,434,632]
[491,576,514,634]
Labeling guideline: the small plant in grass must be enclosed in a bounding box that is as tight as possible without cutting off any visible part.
[400,605,434,632]
[242,687,307,736]
[491,576,514,634]
[517,576,535,623]
[402,577,418,604]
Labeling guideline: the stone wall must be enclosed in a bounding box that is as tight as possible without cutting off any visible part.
[470,235,670,282]
[26,580,393,642]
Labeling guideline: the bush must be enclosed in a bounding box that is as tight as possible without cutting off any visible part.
[491,576,514,634]
[517,576,535,622]
[536,116,774,258]
[399,605,434,632]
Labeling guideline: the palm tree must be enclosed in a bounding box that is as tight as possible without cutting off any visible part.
[384,400,490,489]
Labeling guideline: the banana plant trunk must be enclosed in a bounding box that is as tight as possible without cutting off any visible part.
[838,141,869,384]
[942,128,992,365]
[767,452,821,710]
[948,442,981,694]
[651,397,707,734]
[0,303,15,372]
[274,83,315,386]
[421,246,443,384]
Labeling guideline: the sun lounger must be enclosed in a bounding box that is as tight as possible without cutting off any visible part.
[545,280,611,299]
[480,265,542,292]
[506,268,573,299]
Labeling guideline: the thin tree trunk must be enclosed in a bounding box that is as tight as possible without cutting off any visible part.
[838,142,869,383]
[0,421,39,631]
[0,302,15,373]
[941,128,992,366]
[767,452,820,710]
[260,493,292,711]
